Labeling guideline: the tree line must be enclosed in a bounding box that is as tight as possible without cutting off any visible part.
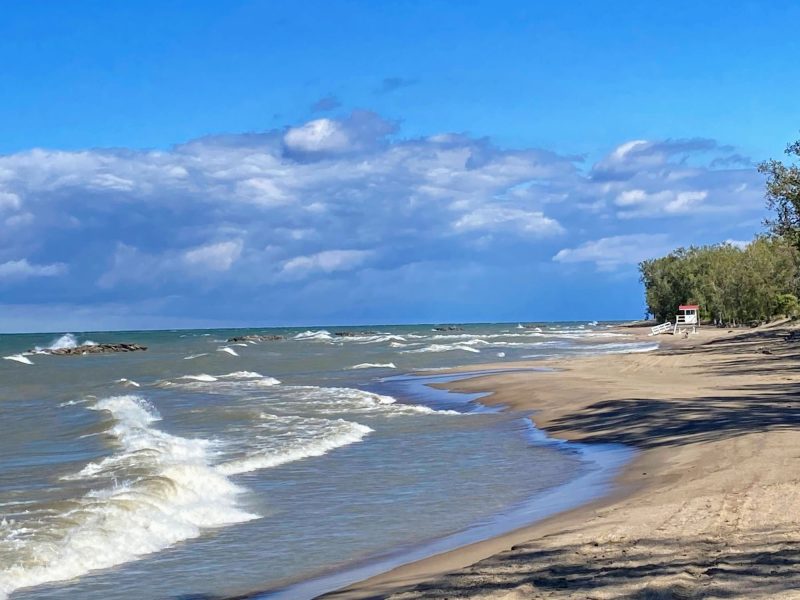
[639,137,800,326]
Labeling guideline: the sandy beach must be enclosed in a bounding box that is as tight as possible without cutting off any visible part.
[327,322,800,599]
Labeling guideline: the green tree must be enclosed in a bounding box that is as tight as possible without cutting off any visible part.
[638,239,800,326]
[759,139,800,248]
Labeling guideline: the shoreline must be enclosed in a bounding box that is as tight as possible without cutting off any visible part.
[247,369,635,600]
[324,322,800,599]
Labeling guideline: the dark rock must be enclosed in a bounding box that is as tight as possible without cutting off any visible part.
[227,334,284,343]
[37,343,147,356]
[432,326,464,332]
[333,331,378,337]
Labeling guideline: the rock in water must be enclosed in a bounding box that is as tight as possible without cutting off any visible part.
[227,334,284,342]
[35,343,147,356]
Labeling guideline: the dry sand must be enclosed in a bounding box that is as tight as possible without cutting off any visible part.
[326,323,800,599]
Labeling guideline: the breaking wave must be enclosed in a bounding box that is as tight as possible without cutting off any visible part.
[293,330,332,341]
[0,395,256,599]
[402,344,481,354]
[2,354,33,365]
[34,333,97,352]
[217,418,373,476]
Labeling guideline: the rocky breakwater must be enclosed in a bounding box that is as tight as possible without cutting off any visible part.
[227,334,285,343]
[35,343,147,356]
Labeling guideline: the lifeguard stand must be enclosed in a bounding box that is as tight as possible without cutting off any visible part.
[674,304,699,335]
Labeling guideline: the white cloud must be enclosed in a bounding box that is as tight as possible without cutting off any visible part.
[553,234,672,270]
[664,191,708,214]
[453,207,564,236]
[282,249,372,277]
[183,240,243,272]
[284,119,351,153]
[0,112,767,324]
[0,259,67,279]
[0,191,20,210]
[613,188,710,218]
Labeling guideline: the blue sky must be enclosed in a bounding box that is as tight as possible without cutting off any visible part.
[0,1,798,331]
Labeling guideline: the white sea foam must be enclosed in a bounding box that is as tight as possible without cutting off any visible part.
[355,335,406,344]
[587,342,659,354]
[2,354,33,365]
[217,419,373,475]
[217,346,239,356]
[497,352,506,358]
[180,374,218,382]
[116,378,140,387]
[348,363,397,370]
[218,371,264,379]
[291,386,460,416]
[293,330,332,341]
[58,398,93,407]
[34,333,98,353]
[402,344,481,354]
[183,353,208,360]
[0,395,255,599]
[165,372,281,389]
[217,371,281,385]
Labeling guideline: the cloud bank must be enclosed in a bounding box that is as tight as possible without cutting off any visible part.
[0,111,765,329]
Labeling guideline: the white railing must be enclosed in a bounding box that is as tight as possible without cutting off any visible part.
[649,322,673,336]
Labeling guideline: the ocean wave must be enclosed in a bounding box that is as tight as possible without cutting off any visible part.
[401,344,481,354]
[115,378,140,387]
[585,342,659,354]
[353,334,406,344]
[180,374,219,382]
[34,333,97,353]
[217,418,373,475]
[183,353,209,360]
[2,354,33,365]
[218,371,264,379]
[166,372,281,389]
[348,363,397,370]
[217,346,239,356]
[293,330,332,341]
[0,395,256,599]
[291,386,460,416]
[218,371,281,385]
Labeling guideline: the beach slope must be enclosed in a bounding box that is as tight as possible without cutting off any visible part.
[329,324,800,599]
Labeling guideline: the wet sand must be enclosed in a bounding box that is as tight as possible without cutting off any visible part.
[326,322,800,599]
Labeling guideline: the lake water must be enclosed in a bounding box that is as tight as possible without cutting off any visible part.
[0,322,648,599]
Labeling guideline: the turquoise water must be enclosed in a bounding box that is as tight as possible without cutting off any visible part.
[0,323,649,599]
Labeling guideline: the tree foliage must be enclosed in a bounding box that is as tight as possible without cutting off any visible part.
[639,237,800,325]
[759,139,800,247]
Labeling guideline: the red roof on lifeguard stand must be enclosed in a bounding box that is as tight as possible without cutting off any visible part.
[679,304,699,310]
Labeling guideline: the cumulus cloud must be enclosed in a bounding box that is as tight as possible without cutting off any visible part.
[587,138,761,219]
[281,249,372,278]
[284,118,351,153]
[183,240,243,271]
[553,234,673,271]
[0,259,66,279]
[453,207,564,235]
[0,110,768,326]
